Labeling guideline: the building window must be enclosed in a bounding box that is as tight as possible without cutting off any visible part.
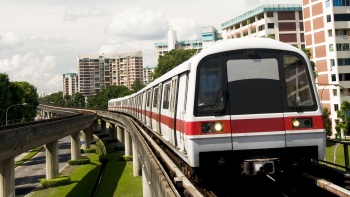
[327,15,332,22]
[267,12,274,17]
[332,74,336,81]
[333,89,338,96]
[334,104,339,111]
[258,24,265,31]
[330,59,335,67]
[329,44,334,52]
[268,23,274,29]
[333,0,350,6]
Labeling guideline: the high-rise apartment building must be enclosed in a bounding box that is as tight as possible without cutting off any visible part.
[112,51,143,89]
[302,0,350,135]
[62,73,78,97]
[78,51,143,97]
[154,27,221,59]
[143,66,155,85]
[221,4,305,49]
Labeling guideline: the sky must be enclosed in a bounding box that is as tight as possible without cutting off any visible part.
[0,0,301,95]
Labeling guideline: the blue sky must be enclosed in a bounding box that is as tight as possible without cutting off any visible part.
[0,0,301,94]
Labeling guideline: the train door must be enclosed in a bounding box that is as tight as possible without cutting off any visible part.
[225,56,286,149]
[160,80,173,143]
[142,91,147,124]
[151,84,162,133]
[170,76,179,146]
[176,73,188,153]
[146,89,152,127]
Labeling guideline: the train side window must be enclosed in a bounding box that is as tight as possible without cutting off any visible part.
[146,90,151,107]
[284,54,315,107]
[162,83,171,109]
[153,87,159,108]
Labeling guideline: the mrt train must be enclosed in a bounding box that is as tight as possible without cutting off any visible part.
[108,37,326,177]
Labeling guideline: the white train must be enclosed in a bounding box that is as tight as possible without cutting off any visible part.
[108,37,326,177]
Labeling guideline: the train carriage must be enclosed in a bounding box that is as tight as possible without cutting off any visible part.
[108,37,326,177]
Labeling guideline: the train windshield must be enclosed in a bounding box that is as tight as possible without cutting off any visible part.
[284,55,315,108]
[196,57,224,112]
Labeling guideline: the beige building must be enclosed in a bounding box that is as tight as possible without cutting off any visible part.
[62,73,78,97]
[78,51,143,97]
[302,0,350,136]
[143,66,154,85]
[221,4,305,49]
[154,27,221,59]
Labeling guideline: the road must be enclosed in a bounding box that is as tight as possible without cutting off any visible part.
[14,136,72,197]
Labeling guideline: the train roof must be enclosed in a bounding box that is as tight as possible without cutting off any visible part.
[129,37,307,98]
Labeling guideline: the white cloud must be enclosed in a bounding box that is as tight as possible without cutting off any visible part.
[63,6,112,21]
[0,32,26,50]
[0,53,59,93]
[169,18,202,40]
[105,7,169,40]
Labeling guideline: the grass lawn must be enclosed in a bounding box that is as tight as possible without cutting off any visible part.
[28,151,142,197]
[29,153,102,197]
[96,153,142,197]
[325,140,350,171]
[15,146,44,167]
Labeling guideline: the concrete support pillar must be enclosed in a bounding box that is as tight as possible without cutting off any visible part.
[100,119,106,134]
[133,142,141,176]
[142,170,151,197]
[46,141,59,180]
[0,157,15,197]
[109,123,116,140]
[93,119,99,132]
[71,132,81,160]
[82,127,91,149]
[117,126,125,146]
[124,131,132,156]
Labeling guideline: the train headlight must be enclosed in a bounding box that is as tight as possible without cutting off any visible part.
[202,122,224,133]
[214,122,223,132]
[292,118,313,128]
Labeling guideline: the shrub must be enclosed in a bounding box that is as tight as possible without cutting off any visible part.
[81,148,96,153]
[40,176,71,188]
[120,155,133,161]
[68,158,91,165]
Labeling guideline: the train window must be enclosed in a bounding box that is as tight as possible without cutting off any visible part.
[153,87,159,108]
[284,55,315,107]
[162,83,171,109]
[196,57,223,112]
[146,90,151,107]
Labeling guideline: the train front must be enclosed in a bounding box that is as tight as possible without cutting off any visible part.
[189,41,326,177]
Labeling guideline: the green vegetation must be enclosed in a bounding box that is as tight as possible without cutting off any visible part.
[15,146,44,167]
[29,135,142,197]
[97,153,142,197]
[30,153,102,197]
[40,176,71,188]
[152,49,197,80]
[325,140,350,171]
[67,158,91,165]
[0,73,39,123]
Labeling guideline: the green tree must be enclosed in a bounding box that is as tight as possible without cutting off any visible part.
[11,81,39,120]
[86,85,131,109]
[335,101,350,139]
[131,79,145,93]
[73,92,85,108]
[0,73,12,122]
[44,92,65,106]
[153,49,197,80]
[323,107,332,136]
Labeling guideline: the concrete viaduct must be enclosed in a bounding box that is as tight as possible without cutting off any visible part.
[0,106,181,197]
